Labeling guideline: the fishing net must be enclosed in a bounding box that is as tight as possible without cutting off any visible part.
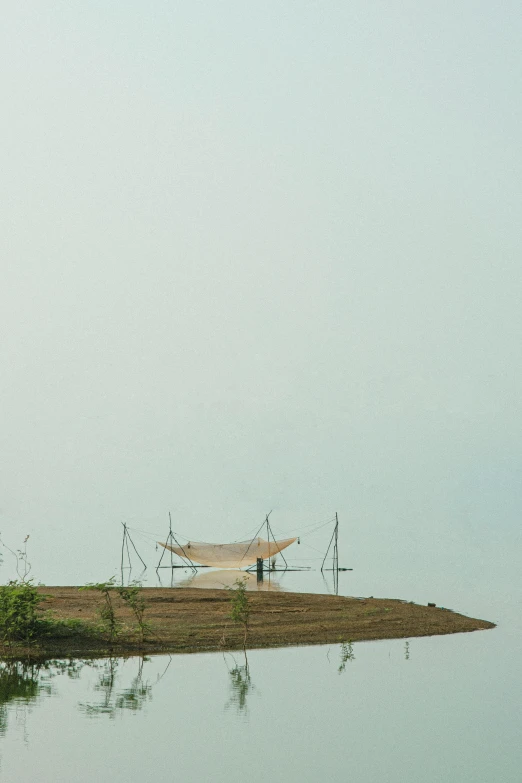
[157,536,297,569]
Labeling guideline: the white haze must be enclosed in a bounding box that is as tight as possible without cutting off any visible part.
[1,2,521,585]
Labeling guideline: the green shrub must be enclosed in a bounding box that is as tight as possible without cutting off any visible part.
[80,579,121,643]
[228,577,250,650]
[117,582,151,644]
[0,581,44,646]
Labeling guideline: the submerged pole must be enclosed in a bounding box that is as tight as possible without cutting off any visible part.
[334,512,339,571]
[334,512,339,594]
[121,522,127,581]
[266,514,270,581]
[169,512,174,571]
[321,523,336,572]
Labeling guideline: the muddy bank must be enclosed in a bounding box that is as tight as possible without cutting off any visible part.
[1,587,495,658]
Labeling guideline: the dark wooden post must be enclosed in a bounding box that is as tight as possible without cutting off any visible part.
[256,557,264,582]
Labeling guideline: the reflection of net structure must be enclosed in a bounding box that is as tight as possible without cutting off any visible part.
[177,570,284,591]
[157,536,297,569]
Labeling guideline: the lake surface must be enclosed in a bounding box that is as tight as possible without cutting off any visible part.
[0,567,520,782]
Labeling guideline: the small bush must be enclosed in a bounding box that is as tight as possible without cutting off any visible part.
[228,577,250,650]
[117,582,151,644]
[0,581,44,646]
[80,579,121,643]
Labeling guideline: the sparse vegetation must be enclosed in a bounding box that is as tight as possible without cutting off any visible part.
[80,579,121,643]
[0,534,32,583]
[0,547,151,654]
[78,579,151,646]
[0,581,94,652]
[228,577,250,650]
[0,581,44,646]
[117,582,151,644]
[0,578,495,657]
[0,536,43,649]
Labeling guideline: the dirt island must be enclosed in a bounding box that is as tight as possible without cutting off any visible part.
[8,586,495,659]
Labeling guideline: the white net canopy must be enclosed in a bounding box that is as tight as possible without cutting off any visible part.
[157,536,297,569]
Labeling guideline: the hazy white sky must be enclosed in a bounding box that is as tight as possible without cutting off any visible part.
[1,2,521,582]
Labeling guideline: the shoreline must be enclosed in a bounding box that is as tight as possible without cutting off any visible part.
[0,587,495,659]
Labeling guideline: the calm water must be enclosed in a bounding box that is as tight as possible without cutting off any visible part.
[0,568,520,782]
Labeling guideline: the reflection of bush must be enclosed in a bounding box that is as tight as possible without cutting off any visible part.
[338,640,355,673]
[0,660,52,735]
[79,657,153,717]
[0,656,157,734]
[225,653,255,714]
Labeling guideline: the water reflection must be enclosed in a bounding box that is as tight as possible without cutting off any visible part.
[0,639,363,733]
[120,568,148,587]
[321,570,339,596]
[224,653,255,714]
[0,661,47,737]
[79,657,153,717]
[0,649,260,732]
[0,655,167,733]
[173,569,285,592]
[338,641,355,674]
[0,659,86,737]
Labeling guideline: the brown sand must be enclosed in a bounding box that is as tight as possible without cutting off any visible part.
[13,586,496,658]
